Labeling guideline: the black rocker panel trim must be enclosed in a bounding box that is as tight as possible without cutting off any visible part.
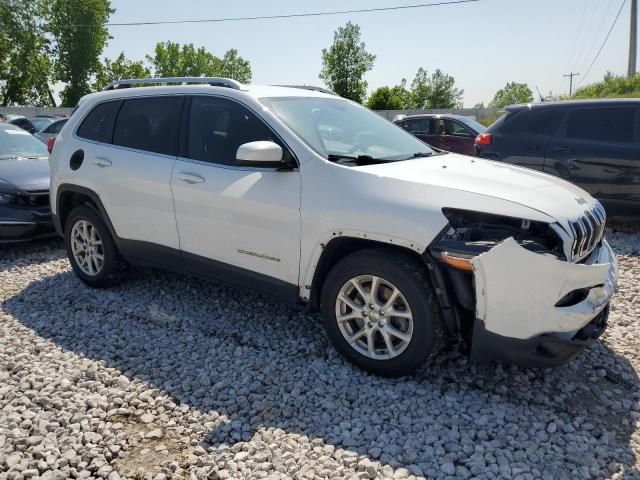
[56,185,300,304]
[119,239,300,304]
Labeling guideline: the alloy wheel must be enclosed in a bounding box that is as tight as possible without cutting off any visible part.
[335,275,414,360]
[70,219,104,276]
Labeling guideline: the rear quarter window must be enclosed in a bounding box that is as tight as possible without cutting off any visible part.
[498,107,562,135]
[77,101,121,143]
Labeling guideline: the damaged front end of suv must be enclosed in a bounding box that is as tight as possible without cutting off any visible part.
[428,203,618,367]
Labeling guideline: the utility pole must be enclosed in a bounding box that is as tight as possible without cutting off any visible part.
[629,0,637,78]
[564,72,580,97]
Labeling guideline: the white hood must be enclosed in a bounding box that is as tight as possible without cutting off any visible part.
[356,153,594,222]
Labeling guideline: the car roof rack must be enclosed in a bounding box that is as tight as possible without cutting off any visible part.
[274,85,337,96]
[103,77,247,91]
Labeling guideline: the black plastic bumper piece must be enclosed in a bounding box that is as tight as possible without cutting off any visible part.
[470,304,609,368]
[0,204,56,244]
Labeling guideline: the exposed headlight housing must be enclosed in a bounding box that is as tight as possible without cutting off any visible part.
[431,209,565,271]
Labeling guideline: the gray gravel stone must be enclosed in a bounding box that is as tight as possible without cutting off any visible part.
[0,232,639,479]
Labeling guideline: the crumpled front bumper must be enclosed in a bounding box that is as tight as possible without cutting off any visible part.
[468,238,618,367]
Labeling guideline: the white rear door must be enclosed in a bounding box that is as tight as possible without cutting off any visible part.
[74,96,183,250]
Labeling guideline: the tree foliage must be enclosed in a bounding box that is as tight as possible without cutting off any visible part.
[0,0,53,106]
[48,0,114,106]
[93,52,150,91]
[367,86,405,110]
[319,22,376,103]
[574,72,640,99]
[409,68,463,109]
[489,82,533,108]
[146,42,252,83]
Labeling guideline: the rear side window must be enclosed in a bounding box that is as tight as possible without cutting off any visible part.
[566,107,635,143]
[113,96,182,155]
[77,101,120,143]
[401,118,430,134]
[186,96,279,165]
[47,119,66,134]
[500,108,561,135]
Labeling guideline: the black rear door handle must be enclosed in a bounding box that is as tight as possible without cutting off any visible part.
[553,146,571,153]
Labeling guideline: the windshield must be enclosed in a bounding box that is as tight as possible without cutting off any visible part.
[461,117,487,133]
[0,126,48,159]
[260,96,434,162]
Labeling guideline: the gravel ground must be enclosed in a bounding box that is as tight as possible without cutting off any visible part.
[1,230,639,480]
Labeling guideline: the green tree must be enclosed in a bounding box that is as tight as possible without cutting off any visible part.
[92,52,150,91]
[426,69,464,108]
[48,0,114,106]
[0,0,53,106]
[574,72,640,99]
[319,22,376,103]
[409,68,463,109]
[146,42,251,83]
[489,82,533,108]
[390,79,411,109]
[366,86,404,110]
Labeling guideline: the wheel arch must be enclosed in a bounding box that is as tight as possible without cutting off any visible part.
[55,184,120,246]
[307,234,426,311]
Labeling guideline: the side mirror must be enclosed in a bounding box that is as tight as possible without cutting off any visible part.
[236,141,283,167]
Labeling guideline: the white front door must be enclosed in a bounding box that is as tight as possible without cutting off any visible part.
[171,95,301,292]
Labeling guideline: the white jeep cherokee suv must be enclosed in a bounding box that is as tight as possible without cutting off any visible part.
[49,77,618,376]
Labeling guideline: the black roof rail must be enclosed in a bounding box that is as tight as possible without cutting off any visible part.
[103,77,247,91]
[274,85,337,96]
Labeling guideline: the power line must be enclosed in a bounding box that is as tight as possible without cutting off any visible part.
[579,0,628,86]
[564,0,589,75]
[572,0,602,73]
[576,0,616,74]
[76,0,481,27]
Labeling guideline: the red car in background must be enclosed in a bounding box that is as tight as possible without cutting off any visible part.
[394,113,486,156]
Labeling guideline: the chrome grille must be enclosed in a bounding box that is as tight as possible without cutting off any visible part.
[568,201,606,261]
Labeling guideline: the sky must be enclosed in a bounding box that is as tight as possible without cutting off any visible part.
[101,0,634,107]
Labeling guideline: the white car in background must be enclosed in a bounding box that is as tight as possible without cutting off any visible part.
[48,77,617,376]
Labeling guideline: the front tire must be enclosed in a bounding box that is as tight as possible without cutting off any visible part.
[64,205,124,288]
[320,248,445,377]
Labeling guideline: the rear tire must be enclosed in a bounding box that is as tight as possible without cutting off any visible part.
[64,205,124,288]
[320,248,445,377]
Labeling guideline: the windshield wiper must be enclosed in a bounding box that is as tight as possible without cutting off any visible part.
[411,152,433,158]
[327,154,384,165]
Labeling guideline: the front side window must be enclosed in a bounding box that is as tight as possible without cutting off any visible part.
[77,101,121,143]
[261,97,434,161]
[113,96,182,155]
[187,96,279,165]
[566,107,635,143]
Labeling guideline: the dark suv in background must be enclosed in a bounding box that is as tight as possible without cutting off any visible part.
[395,113,486,156]
[475,99,640,213]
